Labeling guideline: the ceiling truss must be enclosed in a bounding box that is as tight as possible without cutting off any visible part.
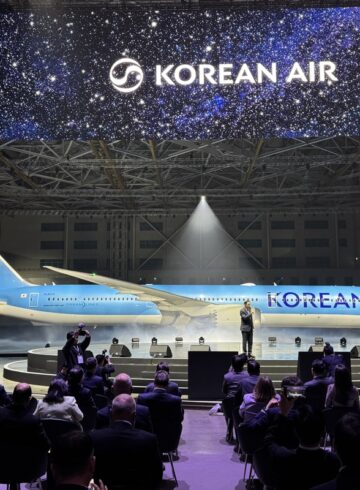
[0,136,360,215]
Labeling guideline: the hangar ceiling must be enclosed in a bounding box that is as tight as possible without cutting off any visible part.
[0,136,359,215]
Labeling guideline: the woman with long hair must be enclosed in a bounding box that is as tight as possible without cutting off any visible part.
[34,378,83,423]
[239,375,279,421]
[325,364,359,409]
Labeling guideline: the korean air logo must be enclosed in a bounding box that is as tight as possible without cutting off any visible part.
[109,58,144,94]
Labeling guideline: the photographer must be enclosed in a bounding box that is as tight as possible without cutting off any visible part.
[62,323,91,370]
[96,352,115,389]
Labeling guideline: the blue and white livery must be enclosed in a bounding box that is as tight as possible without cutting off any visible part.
[0,255,359,327]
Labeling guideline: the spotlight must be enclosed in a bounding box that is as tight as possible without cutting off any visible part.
[200,195,206,202]
[314,337,324,345]
[199,336,205,344]
[295,337,301,347]
[175,336,183,345]
[151,337,158,346]
[44,342,51,348]
[112,337,119,345]
[340,337,347,348]
[131,337,140,344]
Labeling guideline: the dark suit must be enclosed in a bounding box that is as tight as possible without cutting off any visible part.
[323,354,343,378]
[222,371,249,439]
[0,404,49,480]
[91,420,163,489]
[310,467,360,490]
[96,403,153,433]
[240,307,254,354]
[62,335,91,370]
[83,372,105,396]
[68,385,97,431]
[304,375,333,412]
[264,440,340,489]
[144,380,182,397]
[137,388,183,452]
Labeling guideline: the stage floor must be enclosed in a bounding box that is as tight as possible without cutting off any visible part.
[0,325,356,359]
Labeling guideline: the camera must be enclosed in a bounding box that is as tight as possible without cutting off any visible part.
[281,386,306,401]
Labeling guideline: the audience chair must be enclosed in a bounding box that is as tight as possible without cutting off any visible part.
[42,418,82,445]
[0,446,48,490]
[322,406,359,448]
[154,424,181,487]
[252,447,276,490]
[81,406,97,432]
[94,394,109,409]
[237,423,257,482]
[304,384,328,413]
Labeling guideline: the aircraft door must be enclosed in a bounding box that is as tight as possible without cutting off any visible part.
[29,293,39,308]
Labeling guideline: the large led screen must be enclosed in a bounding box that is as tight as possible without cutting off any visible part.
[0,7,359,140]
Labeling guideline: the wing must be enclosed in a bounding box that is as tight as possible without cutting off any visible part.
[44,265,211,308]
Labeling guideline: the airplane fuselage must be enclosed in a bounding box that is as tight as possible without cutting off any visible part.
[1,283,360,327]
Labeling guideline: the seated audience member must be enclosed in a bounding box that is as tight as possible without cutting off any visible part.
[0,383,11,406]
[325,364,360,409]
[83,357,105,396]
[68,367,97,430]
[51,431,107,490]
[144,361,181,397]
[311,412,360,490]
[34,378,83,424]
[95,354,115,389]
[239,375,279,421]
[138,370,183,448]
[222,354,248,441]
[91,394,163,490]
[239,359,261,399]
[244,376,304,452]
[0,383,49,475]
[264,404,340,490]
[53,364,68,382]
[96,373,152,432]
[323,342,343,378]
[304,359,332,412]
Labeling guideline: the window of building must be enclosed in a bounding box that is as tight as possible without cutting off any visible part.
[74,240,97,250]
[40,259,64,268]
[238,239,262,248]
[271,257,296,268]
[271,221,295,230]
[239,257,262,268]
[40,241,64,250]
[140,240,163,249]
[272,239,296,248]
[140,222,163,232]
[304,220,329,229]
[306,257,330,268]
[238,221,262,230]
[41,223,65,232]
[74,222,98,232]
[139,258,163,270]
[73,259,97,271]
[305,238,329,247]
[339,238,347,247]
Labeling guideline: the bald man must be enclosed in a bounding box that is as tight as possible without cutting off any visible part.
[0,383,49,479]
[91,394,163,489]
[96,373,152,432]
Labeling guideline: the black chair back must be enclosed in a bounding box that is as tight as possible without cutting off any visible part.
[323,406,359,439]
[253,447,277,488]
[305,383,329,413]
[42,418,82,444]
[94,394,109,409]
[0,445,47,484]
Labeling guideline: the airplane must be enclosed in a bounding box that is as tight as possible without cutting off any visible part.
[0,254,359,328]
